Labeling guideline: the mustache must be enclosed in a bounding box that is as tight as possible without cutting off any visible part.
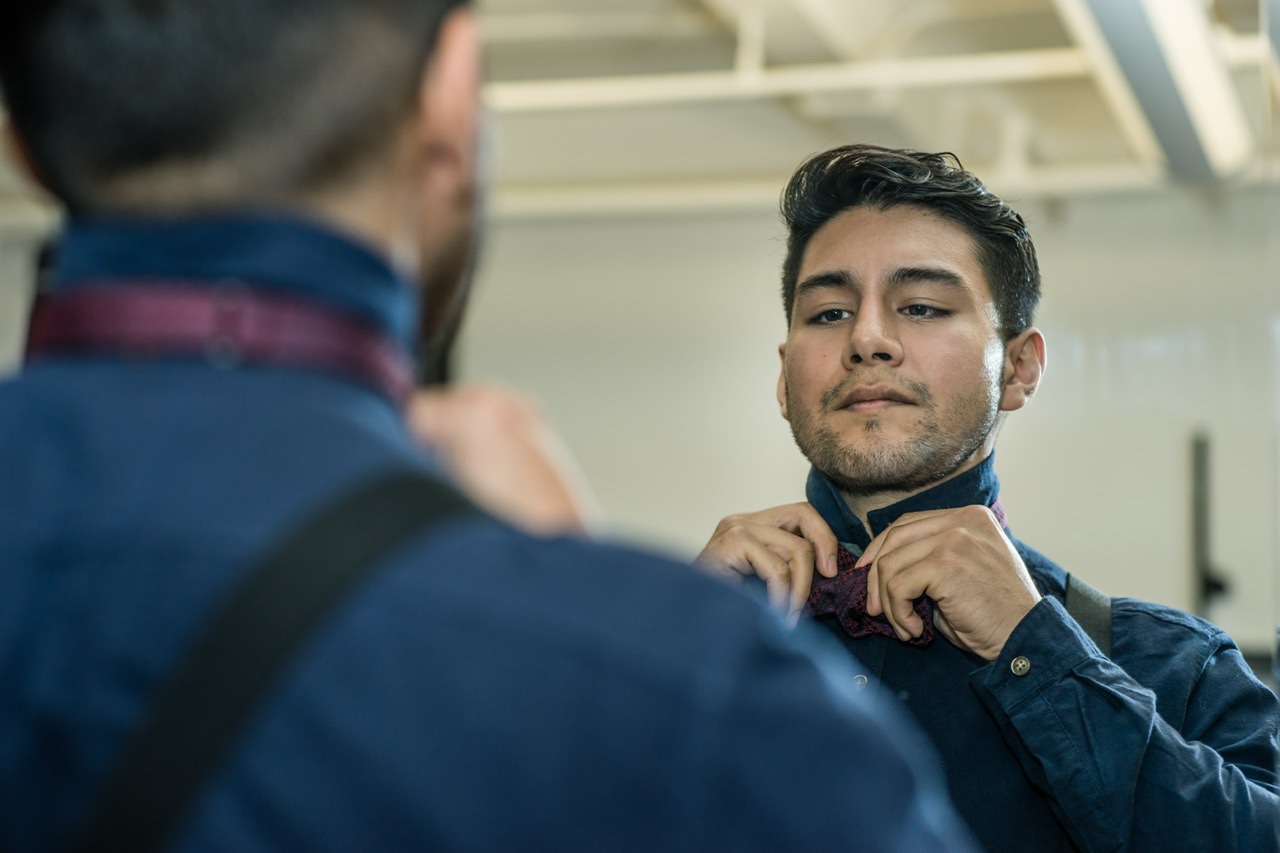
[820,375,933,410]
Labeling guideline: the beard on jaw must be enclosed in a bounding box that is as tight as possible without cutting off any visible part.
[787,374,1000,496]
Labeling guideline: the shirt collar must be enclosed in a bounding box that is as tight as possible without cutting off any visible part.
[805,454,1003,547]
[51,212,419,350]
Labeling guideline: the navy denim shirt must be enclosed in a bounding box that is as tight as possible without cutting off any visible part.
[0,216,979,851]
[806,457,1280,852]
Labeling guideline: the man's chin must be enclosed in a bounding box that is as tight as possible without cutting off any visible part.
[800,436,942,494]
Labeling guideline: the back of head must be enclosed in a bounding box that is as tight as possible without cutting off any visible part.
[0,0,466,215]
[779,143,1041,339]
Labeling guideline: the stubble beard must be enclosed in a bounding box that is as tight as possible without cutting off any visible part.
[787,375,1000,496]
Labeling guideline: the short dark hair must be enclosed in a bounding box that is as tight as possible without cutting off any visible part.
[779,144,1040,338]
[0,0,467,213]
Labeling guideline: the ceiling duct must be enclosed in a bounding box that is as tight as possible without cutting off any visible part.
[1054,0,1253,183]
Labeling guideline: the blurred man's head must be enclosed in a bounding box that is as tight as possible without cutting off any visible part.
[1,0,480,374]
[1,0,469,213]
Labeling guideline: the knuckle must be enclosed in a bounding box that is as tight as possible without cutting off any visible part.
[965,504,996,526]
[884,573,910,599]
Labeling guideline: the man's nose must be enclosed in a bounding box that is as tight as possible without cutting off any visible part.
[847,306,903,366]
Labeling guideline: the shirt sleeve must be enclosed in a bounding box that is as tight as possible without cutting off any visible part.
[971,596,1280,852]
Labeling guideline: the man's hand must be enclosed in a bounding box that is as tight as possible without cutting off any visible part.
[407,384,600,536]
[860,505,1041,660]
[695,503,840,622]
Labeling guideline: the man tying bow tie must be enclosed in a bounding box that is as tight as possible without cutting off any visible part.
[695,143,1280,853]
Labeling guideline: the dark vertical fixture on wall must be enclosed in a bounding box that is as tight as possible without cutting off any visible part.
[1191,432,1231,616]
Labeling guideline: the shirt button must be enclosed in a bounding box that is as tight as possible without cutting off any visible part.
[852,674,869,690]
[1010,656,1032,677]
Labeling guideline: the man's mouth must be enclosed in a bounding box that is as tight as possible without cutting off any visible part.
[832,384,915,413]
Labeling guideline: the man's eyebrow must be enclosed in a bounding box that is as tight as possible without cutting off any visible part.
[794,266,972,299]
[886,265,969,290]
[794,270,853,298]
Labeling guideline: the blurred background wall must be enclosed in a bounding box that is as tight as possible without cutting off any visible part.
[2,0,1277,656]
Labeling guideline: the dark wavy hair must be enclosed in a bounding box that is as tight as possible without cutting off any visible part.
[780,144,1040,339]
[0,0,467,213]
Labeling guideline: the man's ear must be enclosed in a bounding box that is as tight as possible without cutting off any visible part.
[412,8,481,192]
[999,327,1046,412]
[776,343,790,421]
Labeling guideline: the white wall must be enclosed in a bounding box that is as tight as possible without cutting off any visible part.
[0,236,38,375]
[459,186,1280,651]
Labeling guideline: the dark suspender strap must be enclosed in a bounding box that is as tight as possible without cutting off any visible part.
[1064,573,1112,658]
[73,470,481,852]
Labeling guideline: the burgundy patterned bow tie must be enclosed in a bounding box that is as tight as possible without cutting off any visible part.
[804,544,935,647]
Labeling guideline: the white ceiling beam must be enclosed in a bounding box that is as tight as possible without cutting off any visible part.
[490,159,1280,219]
[486,47,1091,113]
[1267,0,1280,63]
[733,1,767,80]
[485,20,1267,116]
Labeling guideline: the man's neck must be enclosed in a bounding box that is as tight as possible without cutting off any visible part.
[839,452,993,536]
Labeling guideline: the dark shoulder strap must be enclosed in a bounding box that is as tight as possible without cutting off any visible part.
[73,470,481,852]
[1064,573,1112,658]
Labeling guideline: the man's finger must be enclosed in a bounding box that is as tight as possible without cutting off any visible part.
[786,561,815,624]
[695,526,806,612]
[874,537,940,640]
[787,505,839,578]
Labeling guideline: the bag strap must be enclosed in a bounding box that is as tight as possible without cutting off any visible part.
[1064,573,1112,658]
[72,470,480,852]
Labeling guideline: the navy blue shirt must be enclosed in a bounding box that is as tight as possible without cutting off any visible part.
[0,215,978,851]
[806,458,1280,852]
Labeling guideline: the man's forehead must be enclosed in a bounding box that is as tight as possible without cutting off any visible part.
[795,204,994,302]
[801,204,983,275]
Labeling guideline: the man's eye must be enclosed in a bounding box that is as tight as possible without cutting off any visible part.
[903,304,946,318]
[811,308,851,324]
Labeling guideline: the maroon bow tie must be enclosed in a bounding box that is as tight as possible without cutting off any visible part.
[804,545,935,647]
